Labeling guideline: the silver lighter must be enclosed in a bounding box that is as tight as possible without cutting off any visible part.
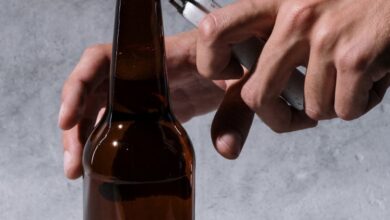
[170,0,305,110]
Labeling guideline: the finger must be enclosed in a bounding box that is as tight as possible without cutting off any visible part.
[211,75,254,159]
[165,30,199,85]
[367,73,390,111]
[63,118,94,179]
[59,80,86,130]
[63,130,82,179]
[63,101,105,180]
[334,69,373,121]
[242,15,317,132]
[59,44,111,130]
[62,89,107,179]
[333,31,389,120]
[364,45,390,111]
[305,51,337,120]
[197,0,276,79]
[171,83,224,123]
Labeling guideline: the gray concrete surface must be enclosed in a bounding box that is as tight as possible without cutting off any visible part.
[1,0,390,219]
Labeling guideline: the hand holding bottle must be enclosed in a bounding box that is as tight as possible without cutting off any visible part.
[60,0,390,180]
[58,31,233,179]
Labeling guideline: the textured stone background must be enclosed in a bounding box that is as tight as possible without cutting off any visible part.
[1,0,390,219]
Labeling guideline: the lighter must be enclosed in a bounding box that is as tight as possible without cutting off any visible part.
[170,0,305,110]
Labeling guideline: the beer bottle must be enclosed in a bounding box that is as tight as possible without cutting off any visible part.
[82,0,195,219]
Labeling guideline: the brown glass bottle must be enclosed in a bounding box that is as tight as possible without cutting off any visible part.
[82,0,195,219]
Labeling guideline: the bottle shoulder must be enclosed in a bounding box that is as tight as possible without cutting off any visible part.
[83,115,194,182]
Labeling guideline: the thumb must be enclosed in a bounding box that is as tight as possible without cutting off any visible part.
[211,75,254,159]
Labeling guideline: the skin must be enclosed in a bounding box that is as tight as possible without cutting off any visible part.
[59,30,249,179]
[197,0,390,132]
[60,0,390,179]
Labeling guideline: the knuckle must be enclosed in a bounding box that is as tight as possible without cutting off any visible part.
[305,107,324,120]
[196,59,214,79]
[336,49,370,73]
[312,23,335,52]
[241,85,257,109]
[198,13,224,45]
[61,77,77,101]
[305,104,334,120]
[284,1,317,30]
[335,106,361,121]
[241,85,271,110]
[196,68,212,79]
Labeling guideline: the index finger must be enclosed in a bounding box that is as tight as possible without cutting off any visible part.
[58,44,111,130]
[196,0,277,79]
[241,13,317,132]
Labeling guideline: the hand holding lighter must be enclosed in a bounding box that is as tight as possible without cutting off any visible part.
[170,0,305,110]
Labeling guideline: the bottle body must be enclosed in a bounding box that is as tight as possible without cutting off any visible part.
[83,112,194,220]
[82,0,195,219]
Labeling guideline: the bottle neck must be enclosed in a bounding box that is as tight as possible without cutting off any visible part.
[109,0,170,117]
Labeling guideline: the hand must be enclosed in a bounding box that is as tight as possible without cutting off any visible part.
[58,30,229,179]
[196,0,390,150]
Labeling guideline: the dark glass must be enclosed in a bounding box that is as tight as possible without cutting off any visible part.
[82,0,195,219]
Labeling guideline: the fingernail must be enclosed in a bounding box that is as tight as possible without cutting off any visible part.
[216,132,243,159]
[64,151,72,176]
[58,104,64,127]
